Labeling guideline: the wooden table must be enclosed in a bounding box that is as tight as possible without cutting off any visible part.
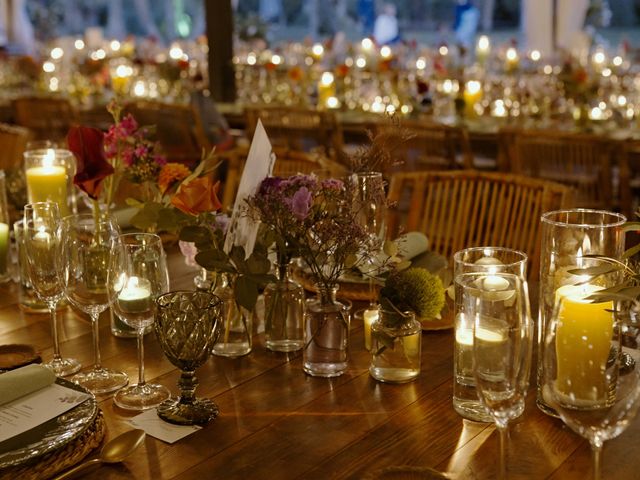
[1,248,639,479]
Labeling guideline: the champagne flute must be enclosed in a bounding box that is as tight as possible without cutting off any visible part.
[23,202,81,376]
[111,233,171,410]
[543,296,640,480]
[461,271,532,480]
[61,213,128,394]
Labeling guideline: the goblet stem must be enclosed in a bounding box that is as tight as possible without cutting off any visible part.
[90,312,102,370]
[48,300,61,360]
[591,441,603,480]
[496,422,508,480]
[137,330,146,386]
[178,370,198,405]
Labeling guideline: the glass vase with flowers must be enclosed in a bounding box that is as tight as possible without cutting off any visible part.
[247,174,374,377]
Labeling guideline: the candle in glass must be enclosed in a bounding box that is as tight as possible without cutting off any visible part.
[363,308,379,351]
[476,35,490,65]
[463,80,483,118]
[318,71,336,108]
[25,149,73,218]
[117,276,152,317]
[554,284,614,406]
[505,47,519,71]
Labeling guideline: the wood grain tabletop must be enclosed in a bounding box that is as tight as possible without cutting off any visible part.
[1,248,638,480]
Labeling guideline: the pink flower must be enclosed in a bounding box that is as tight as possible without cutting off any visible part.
[179,241,198,267]
[288,187,312,220]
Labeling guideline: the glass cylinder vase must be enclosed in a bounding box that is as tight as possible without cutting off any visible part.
[369,309,421,383]
[211,273,253,357]
[303,284,351,377]
[452,246,528,423]
[264,262,304,352]
[537,209,626,416]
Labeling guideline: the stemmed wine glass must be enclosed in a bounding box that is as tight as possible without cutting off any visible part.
[543,296,640,480]
[352,172,387,304]
[461,271,533,480]
[61,213,128,394]
[23,202,81,376]
[111,233,171,410]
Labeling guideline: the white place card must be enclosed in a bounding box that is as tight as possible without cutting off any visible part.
[223,118,274,257]
[128,409,201,444]
[0,383,91,443]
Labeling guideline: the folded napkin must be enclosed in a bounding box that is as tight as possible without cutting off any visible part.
[359,232,430,274]
[0,364,56,406]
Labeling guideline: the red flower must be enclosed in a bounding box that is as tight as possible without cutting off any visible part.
[67,126,114,200]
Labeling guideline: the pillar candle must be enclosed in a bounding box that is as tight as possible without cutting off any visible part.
[554,284,614,406]
[363,308,379,351]
[463,81,482,118]
[25,151,69,217]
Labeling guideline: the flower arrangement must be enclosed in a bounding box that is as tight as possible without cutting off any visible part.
[246,174,372,294]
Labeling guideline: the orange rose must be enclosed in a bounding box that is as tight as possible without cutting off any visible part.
[171,175,222,216]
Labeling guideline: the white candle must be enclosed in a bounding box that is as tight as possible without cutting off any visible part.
[363,308,379,351]
[118,277,152,314]
[482,275,510,291]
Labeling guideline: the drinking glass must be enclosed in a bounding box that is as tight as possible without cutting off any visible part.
[111,233,170,410]
[61,213,128,394]
[155,291,223,425]
[453,247,528,422]
[23,202,81,376]
[460,271,533,480]
[543,298,640,480]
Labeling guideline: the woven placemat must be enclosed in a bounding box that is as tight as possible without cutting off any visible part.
[292,268,381,302]
[0,410,106,480]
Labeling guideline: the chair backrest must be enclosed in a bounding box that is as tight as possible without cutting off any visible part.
[245,106,342,158]
[0,123,30,171]
[124,101,211,167]
[387,170,574,277]
[12,96,77,142]
[509,130,613,209]
[395,120,474,171]
[218,147,328,212]
[618,139,640,220]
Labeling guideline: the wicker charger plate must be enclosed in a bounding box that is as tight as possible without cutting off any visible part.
[0,344,41,371]
[0,410,106,480]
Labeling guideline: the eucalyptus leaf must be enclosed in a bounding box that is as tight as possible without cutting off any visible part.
[567,264,620,276]
[623,242,640,259]
[234,275,259,311]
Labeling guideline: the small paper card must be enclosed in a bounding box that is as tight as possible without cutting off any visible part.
[0,383,91,443]
[128,409,201,444]
[223,118,274,256]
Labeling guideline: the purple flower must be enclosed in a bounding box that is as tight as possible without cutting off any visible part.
[214,213,230,234]
[287,186,312,220]
[258,176,283,195]
[321,178,344,190]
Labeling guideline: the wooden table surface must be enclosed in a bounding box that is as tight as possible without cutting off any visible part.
[1,248,639,480]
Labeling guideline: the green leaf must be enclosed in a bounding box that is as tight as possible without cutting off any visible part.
[623,242,640,259]
[125,197,143,207]
[179,225,211,244]
[567,264,620,276]
[246,252,271,275]
[383,240,398,257]
[622,222,640,232]
[244,272,277,286]
[195,250,234,273]
[234,275,259,311]
[229,246,247,272]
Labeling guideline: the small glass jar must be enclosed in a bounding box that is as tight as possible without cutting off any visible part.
[212,273,252,357]
[369,310,421,383]
[303,284,351,377]
[264,262,304,352]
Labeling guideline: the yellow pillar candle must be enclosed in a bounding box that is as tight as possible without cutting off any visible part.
[555,284,614,406]
[363,308,379,351]
[25,150,69,217]
[463,80,483,118]
[0,222,9,275]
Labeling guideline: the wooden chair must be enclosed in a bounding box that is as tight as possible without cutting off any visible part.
[12,96,78,143]
[0,123,30,171]
[618,139,640,220]
[218,147,336,211]
[393,119,474,171]
[386,170,574,277]
[124,101,211,167]
[245,106,342,158]
[508,130,614,210]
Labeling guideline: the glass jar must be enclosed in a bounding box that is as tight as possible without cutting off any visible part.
[303,284,351,377]
[211,273,252,357]
[369,309,421,383]
[264,262,304,352]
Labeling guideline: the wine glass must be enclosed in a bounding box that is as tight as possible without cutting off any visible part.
[461,271,533,480]
[61,213,128,394]
[23,202,81,376]
[351,171,387,313]
[543,296,640,480]
[111,233,171,410]
[155,290,222,425]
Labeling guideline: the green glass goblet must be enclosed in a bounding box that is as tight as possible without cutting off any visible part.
[155,291,222,426]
